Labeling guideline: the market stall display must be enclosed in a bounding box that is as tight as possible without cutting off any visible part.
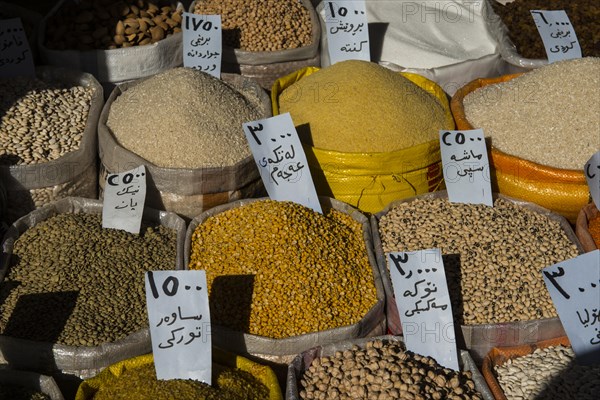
[372,191,582,362]
[0,67,102,225]
[452,57,600,223]
[191,0,321,89]
[0,197,185,378]
[0,369,64,400]
[272,61,454,213]
[99,67,270,220]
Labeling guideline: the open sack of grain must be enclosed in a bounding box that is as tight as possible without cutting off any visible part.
[451,57,600,223]
[0,197,185,379]
[99,67,270,220]
[286,335,494,400]
[190,0,321,89]
[272,60,455,214]
[0,66,103,225]
[75,350,282,400]
[184,197,385,365]
[371,191,583,363]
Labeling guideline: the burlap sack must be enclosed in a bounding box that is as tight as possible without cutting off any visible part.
[98,72,270,221]
[286,335,494,400]
[0,197,186,379]
[371,190,583,364]
[0,369,65,400]
[190,0,321,89]
[481,336,570,400]
[0,66,103,226]
[184,197,386,364]
[451,73,590,223]
[576,203,599,253]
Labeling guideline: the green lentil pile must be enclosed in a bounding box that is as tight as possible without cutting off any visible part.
[300,339,482,400]
[189,200,378,338]
[0,213,177,346]
[194,0,312,51]
[279,60,453,153]
[378,198,579,325]
[107,67,265,168]
[92,362,268,400]
[492,0,599,59]
[0,386,50,400]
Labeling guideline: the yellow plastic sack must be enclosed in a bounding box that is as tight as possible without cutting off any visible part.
[271,67,455,214]
[75,351,282,400]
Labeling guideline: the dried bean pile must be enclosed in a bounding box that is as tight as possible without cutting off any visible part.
[0,213,177,346]
[379,198,579,325]
[189,200,378,338]
[495,345,599,400]
[45,0,182,50]
[463,58,600,169]
[300,339,482,400]
[0,77,93,165]
[107,67,265,168]
[93,362,268,400]
[492,0,599,59]
[194,0,312,51]
[0,386,50,400]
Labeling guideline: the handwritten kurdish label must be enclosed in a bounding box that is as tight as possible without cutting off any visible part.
[439,129,493,207]
[530,10,582,63]
[324,0,370,64]
[0,18,35,78]
[102,166,147,234]
[542,250,600,365]
[387,249,459,370]
[183,13,221,78]
[146,270,212,382]
[585,151,600,210]
[243,112,322,213]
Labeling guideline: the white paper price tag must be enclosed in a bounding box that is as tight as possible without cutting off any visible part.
[324,0,370,64]
[102,166,147,234]
[243,113,322,213]
[146,270,212,382]
[585,151,600,210]
[387,249,459,370]
[0,18,35,78]
[542,250,600,365]
[183,13,221,78]
[440,129,493,207]
[530,10,582,63]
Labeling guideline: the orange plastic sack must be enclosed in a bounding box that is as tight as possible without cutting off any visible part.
[576,203,600,252]
[482,336,570,400]
[451,74,589,223]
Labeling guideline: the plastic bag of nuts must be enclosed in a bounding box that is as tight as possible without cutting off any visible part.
[0,369,65,400]
[0,197,186,379]
[0,66,103,226]
[39,0,185,87]
[184,197,386,364]
[190,0,321,89]
[286,335,495,400]
[371,191,583,364]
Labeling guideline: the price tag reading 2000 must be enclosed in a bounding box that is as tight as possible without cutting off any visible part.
[146,270,212,382]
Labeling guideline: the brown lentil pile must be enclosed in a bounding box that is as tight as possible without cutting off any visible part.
[495,345,599,400]
[279,60,453,153]
[378,197,580,325]
[194,0,312,51]
[107,67,265,168]
[0,386,50,400]
[92,362,268,400]
[188,200,378,338]
[45,0,182,50]
[492,0,600,59]
[463,58,600,169]
[0,213,177,346]
[0,77,93,165]
[300,339,482,400]
[588,214,600,248]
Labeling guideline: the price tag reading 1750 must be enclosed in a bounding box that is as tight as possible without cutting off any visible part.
[183,12,221,77]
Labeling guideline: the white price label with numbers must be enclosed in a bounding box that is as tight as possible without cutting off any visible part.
[324,1,370,64]
[530,10,582,63]
[183,13,221,77]
[102,166,147,234]
[0,18,35,78]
